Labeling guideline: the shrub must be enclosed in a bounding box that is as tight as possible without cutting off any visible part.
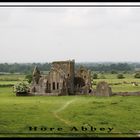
[13,82,30,94]
[111,71,118,74]
[25,74,33,83]
[117,74,125,79]
[93,73,98,79]
[134,72,140,78]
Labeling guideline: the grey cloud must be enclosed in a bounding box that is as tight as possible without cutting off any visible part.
[0,7,140,62]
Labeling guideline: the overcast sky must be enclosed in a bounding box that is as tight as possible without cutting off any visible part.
[0,7,140,63]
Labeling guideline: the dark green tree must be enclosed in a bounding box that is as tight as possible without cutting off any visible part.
[117,74,125,79]
[134,72,140,78]
[25,74,33,83]
[93,73,98,79]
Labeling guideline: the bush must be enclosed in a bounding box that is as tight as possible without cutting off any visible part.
[117,74,125,79]
[93,73,98,79]
[111,71,118,74]
[134,72,140,78]
[25,74,33,83]
[13,82,30,94]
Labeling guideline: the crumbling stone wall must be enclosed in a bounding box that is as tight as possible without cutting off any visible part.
[75,66,92,94]
[51,60,75,95]
[95,81,112,96]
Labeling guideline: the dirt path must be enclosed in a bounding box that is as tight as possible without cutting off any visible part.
[53,99,77,126]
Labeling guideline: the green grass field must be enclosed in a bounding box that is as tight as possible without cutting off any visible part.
[0,74,26,87]
[93,73,140,92]
[0,74,25,81]
[0,73,140,137]
[0,87,140,137]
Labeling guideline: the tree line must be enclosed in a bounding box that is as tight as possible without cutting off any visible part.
[79,63,135,72]
[0,62,139,74]
[0,63,51,74]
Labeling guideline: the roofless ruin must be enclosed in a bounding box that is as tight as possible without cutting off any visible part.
[30,60,92,96]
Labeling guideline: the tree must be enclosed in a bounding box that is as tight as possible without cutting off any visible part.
[25,74,33,83]
[111,70,118,74]
[117,74,125,79]
[93,73,98,79]
[134,72,140,78]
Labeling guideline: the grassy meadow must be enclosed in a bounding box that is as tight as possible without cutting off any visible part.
[92,73,140,92]
[0,74,25,87]
[0,73,140,137]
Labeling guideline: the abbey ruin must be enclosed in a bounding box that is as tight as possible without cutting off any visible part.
[30,60,92,96]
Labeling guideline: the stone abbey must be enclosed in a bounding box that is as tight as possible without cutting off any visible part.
[30,60,92,96]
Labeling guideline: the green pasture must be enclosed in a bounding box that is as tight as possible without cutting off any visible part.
[0,74,26,86]
[92,73,140,92]
[0,73,140,137]
[0,74,25,81]
[0,87,140,137]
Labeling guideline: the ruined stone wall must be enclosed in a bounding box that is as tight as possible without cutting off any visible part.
[47,70,64,94]
[112,92,140,96]
[51,60,75,95]
[75,67,92,94]
[95,81,112,96]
